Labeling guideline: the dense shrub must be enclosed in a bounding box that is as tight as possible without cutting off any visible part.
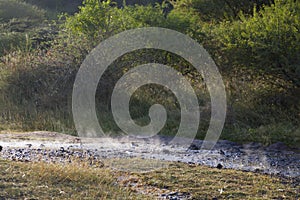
[170,0,273,22]
[213,0,300,87]
[64,0,167,40]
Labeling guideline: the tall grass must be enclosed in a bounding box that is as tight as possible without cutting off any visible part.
[1,41,299,146]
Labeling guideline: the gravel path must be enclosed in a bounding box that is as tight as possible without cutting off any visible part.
[0,131,299,179]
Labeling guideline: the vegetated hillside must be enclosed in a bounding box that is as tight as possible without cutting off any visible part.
[22,0,82,14]
[0,0,299,147]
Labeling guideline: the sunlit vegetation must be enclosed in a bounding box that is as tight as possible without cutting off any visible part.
[0,0,299,146]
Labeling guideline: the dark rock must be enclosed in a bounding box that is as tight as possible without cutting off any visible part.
[254,168,263,173]
[219,149,225,155]
[189,143,200,150]
[0,146,2,152]
[131,142,139,147]
[217,163,223,169]
[60,147,65,152]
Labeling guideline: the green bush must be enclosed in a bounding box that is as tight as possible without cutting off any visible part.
[170,0,272,22]
[213,0,300,87]
[122,4,167,27]
[166,6,200,35]
[64,0,167,40]
[64,0,120,40]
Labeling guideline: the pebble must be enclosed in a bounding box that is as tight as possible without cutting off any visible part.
[217,163,223,169]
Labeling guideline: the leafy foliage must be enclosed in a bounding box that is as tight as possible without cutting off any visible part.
[64,0,167,40]
[170,0,273,21]
[213,0,300,87]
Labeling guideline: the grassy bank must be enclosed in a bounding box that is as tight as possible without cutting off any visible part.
[0,159,147,199]
[0,158,299,199]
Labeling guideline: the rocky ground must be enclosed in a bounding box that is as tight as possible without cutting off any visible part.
[0,131,299,199]
[0,131,299,178]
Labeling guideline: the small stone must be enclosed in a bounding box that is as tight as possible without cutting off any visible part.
[131,142,138,147]
[254,168,261,173]
[59,147,65,152]
[219,149,225,155]
[217,163,223,169]
[189,143,199,150]
[0,146,2,152]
